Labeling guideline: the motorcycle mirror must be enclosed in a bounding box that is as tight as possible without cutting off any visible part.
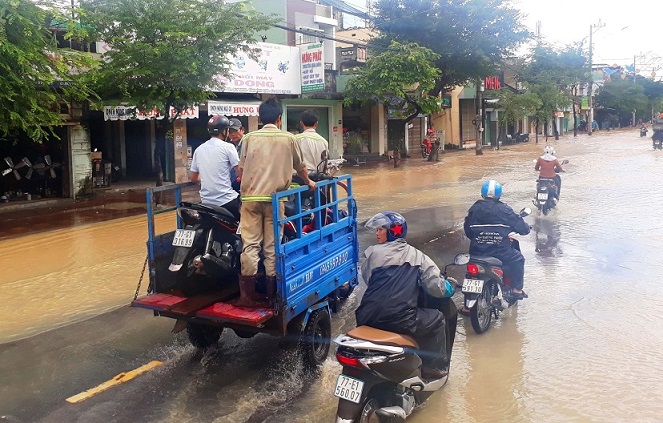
[453,253,470,265]
[317,150,330,174]
[520,207,532,217]
[561,159,569,165]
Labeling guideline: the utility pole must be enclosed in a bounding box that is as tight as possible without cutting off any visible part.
[475,78,484,155]
[587,20,604,136]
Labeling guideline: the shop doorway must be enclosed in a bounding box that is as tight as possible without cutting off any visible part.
[286,106,330,140]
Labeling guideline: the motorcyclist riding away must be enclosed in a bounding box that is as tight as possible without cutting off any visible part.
[464,181,530,299]
[355,211,457,380]
[535,146,564,201]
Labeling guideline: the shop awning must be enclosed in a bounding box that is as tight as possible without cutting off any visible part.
[207,100,261,117]
[103,106,199,121]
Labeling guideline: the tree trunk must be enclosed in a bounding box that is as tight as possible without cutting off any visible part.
[393,149,400,168]
[154,118,167,187]
[552,112,559,140]
[535,121,540,144]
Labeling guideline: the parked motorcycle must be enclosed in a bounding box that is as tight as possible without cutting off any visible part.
[514,132,530,142]
[333,264,458,422]
[459,207,531,334]
[420,137,434,158]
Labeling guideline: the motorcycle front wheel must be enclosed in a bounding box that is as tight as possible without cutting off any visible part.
[421,148,429,158]
[470,283,493,334]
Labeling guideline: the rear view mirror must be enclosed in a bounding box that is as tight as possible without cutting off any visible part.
[519,207,532,217]
[317,150,329,174]
[454,253,470,265]
[561,159,569,165]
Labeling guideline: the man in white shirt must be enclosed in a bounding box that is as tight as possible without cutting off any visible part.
[294,109,329,172]
[189,115,241,220]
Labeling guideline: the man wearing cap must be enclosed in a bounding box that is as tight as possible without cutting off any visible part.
[228,118,245,193]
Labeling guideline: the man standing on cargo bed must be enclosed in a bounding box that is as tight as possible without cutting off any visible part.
[237,98,316,308]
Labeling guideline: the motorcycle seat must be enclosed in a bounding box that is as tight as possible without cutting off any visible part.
[183,202,237,222]
[347,326,419,349]
[470,256,503,266]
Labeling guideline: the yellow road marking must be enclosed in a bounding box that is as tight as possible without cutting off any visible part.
[66,360,163,404]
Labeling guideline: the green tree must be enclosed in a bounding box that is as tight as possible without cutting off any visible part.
[371,0,529,94]
[81,0,273,185]
[595,79,648,126]
[343,41,440,155]
[518,42,587,139]
[493,89,541,143]
[344,41,440,121]
[0,0,94,142]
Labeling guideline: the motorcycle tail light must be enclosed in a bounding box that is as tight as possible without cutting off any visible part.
[467,263,480,276]
[177,208,201,224]
[336,351,365,368]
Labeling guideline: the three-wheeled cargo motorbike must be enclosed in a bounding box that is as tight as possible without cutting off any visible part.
[131,174,358,367]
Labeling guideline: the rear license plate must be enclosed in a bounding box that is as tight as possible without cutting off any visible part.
[537,193,548,200]
[462,278,484,294]
[334,374,364,404]
[172,229,195,247]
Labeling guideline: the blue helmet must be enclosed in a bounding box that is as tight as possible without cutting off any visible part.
[481,180,502,199]
[365,211,407,242]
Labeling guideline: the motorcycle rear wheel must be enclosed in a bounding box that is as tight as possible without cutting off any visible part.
[421,148,429,158]
[470,284,493,333]
[357,397,382,423]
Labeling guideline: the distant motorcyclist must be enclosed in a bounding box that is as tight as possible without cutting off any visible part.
[535,146,564,201]
[464,181,530,300]
[355,211,457,380]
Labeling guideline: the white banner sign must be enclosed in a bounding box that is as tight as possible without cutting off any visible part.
[216,42,301,95]
[300,43,324,93]
[103,106,199,121]
[207,101,261,116]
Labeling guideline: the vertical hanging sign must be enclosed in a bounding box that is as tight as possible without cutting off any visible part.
[300,43,325,93]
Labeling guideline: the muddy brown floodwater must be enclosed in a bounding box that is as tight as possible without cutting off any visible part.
[3,130,663,422]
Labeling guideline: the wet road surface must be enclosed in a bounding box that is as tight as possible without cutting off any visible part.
[3,129,663,422]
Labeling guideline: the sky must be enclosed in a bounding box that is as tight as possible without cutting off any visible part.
[342,0,663,79]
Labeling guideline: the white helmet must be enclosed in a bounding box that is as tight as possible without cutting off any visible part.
[543,145,555,155]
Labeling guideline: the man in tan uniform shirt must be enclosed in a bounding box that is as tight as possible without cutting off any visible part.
[237,98,315,307]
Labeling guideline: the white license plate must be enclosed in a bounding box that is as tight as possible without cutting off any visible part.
[462,278,485,294]
[334,374,364,404]
[537,193,548,200]
[172,229,195,247]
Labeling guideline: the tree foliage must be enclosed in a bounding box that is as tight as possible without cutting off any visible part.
[81,0,274,183]
[343,41,440,122]
[493,89,541,127]
[0,0,94,142]
[517,42,585,139]
[595,79,648,125]
[82,0,274,114]
[371,0,529,94]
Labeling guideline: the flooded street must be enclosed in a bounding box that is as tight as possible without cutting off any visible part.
[2,129,663,422]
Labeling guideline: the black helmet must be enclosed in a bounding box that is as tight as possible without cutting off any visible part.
[208,115,231,137]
